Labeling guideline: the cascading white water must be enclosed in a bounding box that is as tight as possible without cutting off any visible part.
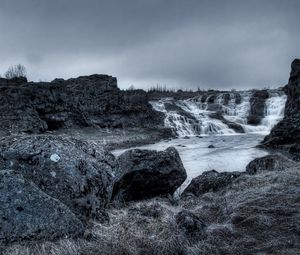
[260,94,287,129]
[150,90,287,136]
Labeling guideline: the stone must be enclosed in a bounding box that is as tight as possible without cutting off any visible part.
[0,170,84,243]
[112,147,187,202]
[246,154,296,175]
[0,135,117,221]
[247,90,269,125]
[183,170,242,196]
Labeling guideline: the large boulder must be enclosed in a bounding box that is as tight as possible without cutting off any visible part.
[183,170,242,196]
[112,147,187,202]
[261,59,300,149]
[0,170,84,243]
[246,154,296,175]
[0,135,117,221]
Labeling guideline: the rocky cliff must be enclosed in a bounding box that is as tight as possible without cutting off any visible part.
[261,59,300,152]
[0,75,164,134]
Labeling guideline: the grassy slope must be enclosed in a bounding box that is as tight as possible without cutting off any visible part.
[2,163,300,255]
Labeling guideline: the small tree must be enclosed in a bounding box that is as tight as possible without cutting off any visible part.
[4,64,27,79]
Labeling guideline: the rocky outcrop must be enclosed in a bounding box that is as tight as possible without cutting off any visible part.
[247,90,269,125]
[112,147,187,202]
[0,135,117,221]
[0,75,164,134]
[183,170,242,196]
[246,154,296,175]
[0,170,84,243]
[261,59,300,149]
[209,112,244,133]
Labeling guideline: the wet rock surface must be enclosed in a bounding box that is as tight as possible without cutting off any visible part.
[247,90,269,125]
[0,170,84,243]
[112,147,187,202]
[0,135,117,221]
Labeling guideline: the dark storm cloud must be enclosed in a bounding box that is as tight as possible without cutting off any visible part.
[0,0,299,89]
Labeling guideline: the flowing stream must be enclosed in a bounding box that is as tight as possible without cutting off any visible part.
[113,90,287,186]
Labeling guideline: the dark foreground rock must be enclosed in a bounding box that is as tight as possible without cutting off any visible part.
[262,59,300,149]
[112,147,187,202]
[183,170,242,196]
[246,153,296,175]
[0,135,117,221]
[0,170,84,244]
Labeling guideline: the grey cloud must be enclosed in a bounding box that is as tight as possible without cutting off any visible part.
[0,0,299,89]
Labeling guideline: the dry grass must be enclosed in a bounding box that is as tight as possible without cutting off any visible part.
[1,166,300,255]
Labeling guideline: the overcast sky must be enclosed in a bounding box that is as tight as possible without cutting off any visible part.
[0,0,299,90]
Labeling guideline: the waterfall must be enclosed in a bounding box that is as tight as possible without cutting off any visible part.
[260,94,287,129]
[150,90,286,136]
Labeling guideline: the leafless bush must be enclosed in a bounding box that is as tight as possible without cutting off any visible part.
[4,64,27,79]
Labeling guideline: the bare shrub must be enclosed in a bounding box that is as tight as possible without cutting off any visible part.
[4,64,27,79]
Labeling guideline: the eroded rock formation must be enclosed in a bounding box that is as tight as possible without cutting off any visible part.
[0,75,164,134]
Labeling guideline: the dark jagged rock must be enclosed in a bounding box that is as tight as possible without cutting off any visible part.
[246,154,296,175]
[247,90,269,125]
[112,147,187,202]
[0,170,84,243]
[262,59,300,149]
[0,135,117,221]
[183,170,242,196]
[209,112,245,133]
[0,75,165,134]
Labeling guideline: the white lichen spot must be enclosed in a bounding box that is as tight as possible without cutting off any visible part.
[50,154,60,162]
[50,171,57,178]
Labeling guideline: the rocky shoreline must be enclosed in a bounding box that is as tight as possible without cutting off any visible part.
[0,60,300,254]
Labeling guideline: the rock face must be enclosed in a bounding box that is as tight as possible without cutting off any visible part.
[183,170,242,196]
[0,170,84,243]
[0,135,117,220]
[246,154,296,175]
[262,59,300,149]
[247,90,269,125]
[0,75,164,134]
[112,147,187,202]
